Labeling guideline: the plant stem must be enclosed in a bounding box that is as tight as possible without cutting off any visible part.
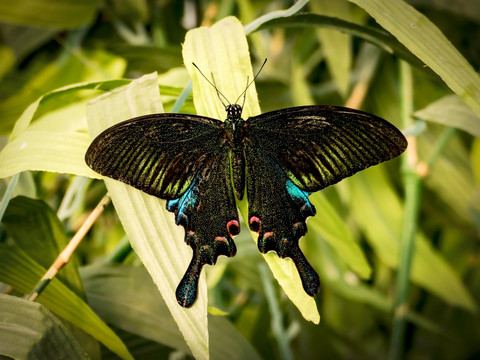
[171,80,192,114]
[0,174,19,222]
[259,263,294,360]
[388,60,422,360]
[26,194,111,301]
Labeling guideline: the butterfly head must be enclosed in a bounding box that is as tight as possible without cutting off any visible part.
[192,59,267,125]
[226,104,243,121]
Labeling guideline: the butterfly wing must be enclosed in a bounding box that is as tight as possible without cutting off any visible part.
[167,148,239,307]
[86,113,223,200]
[244,144,321,296]
[245,105,407,192]
[243,105,407,296]
[85,113,239,307]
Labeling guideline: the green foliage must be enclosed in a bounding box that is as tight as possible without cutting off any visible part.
[1,0,479,359]
[0,293,89,360]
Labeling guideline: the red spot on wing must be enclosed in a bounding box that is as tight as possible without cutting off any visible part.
[263,231,274,239]
[215,236,228,243]
[226,219,240,236]
[249,216,261,233]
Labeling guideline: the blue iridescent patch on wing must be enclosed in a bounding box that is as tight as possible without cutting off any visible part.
[285,179,314,215]
[167,177,200,225]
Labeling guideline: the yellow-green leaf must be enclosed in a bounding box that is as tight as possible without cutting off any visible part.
[0,293,89,360]
[348,166,476,312]
[0,0,101,29]
[348,0,480,116]
[0,245,133,360]
[414,95,480,138]
[311,0,352,97]
[309,192,371,279]
[86,73,209,360]
[0,80,130,180]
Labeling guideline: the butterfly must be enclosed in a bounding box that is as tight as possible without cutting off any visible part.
[85,63,407,307]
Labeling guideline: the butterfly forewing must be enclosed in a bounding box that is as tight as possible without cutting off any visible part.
[245,105,408,192]
[85,113,223,199]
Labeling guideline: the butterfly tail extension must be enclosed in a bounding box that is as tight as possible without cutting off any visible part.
[175,228,238,307]
[290,247,321,296]
[176,254,202,307]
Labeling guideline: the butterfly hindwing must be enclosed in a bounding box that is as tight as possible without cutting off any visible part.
[169,148,239,307]
[244,144,320,296]
[85,113,223,200]
[245,105,408,192]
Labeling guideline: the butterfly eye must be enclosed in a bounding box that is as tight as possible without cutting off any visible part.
[227,219,240,236]
[249,216,261,233]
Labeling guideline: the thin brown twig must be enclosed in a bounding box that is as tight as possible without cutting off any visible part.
[27,193,111,301]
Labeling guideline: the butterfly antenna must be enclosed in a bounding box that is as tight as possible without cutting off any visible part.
[211,73,230,108]
[192,62,230,108]
[241,76,249,110]
[234,58,267,105]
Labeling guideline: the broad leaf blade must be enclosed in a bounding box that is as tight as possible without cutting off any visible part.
[0,293,89,360]
[414,95,480,138]
[0,245,133,360]
[2,196,84,297]
[348,166,476,311]
[81,264,262,360]
[86,73,209,360]
[348,0,480,116]
[311,1,352,97]
[0,0,101,29]
[0,79,130,180]
[309,192,371,279]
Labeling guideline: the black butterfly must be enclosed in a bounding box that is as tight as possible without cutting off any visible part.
[85,66,407,307]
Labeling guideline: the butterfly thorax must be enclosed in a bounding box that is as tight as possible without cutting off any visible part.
[224,104,246,145]
[223,104,247,200]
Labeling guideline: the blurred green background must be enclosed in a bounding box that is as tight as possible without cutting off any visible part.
[0,0,479,359]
